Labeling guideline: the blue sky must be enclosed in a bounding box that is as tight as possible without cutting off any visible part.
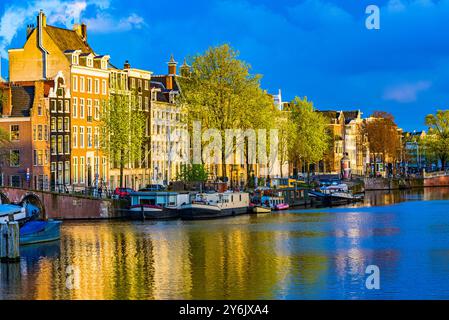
[0,0,448,131]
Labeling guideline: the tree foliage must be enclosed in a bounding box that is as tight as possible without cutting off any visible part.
[424,110,449,168]
[365,111,401,163]
[100,90,145,187]
[287,97,329,175]
[178,44,277,178]
[178,164,209,182]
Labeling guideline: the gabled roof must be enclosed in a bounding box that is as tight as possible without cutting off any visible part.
[343,110,361,124]
[11,86,34,117]
[45,25,93,54]
[151,75,180,92]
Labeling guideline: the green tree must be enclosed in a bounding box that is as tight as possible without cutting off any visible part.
[178,164,209,182]
[288,97,329,180]
[100,90,145,187]
[424,110,449,169]
[178,44,276,181]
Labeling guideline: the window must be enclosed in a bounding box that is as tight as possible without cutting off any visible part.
[73,126,78,148]
[87,99,92,121]
[37,125,43,140]
[73,157,78,184]
[58,100,63,113]
[64,135,70,154]
[145,80,149,90]
[151,90,157,101]
[94,100,100,120]
[131,78,136,89]
[87,127,92,148]
[87,57,93,67]
[72,98,78,118]
[38,104,43,116]
[44,125,48,140]
[51,136,57,155]
[94,127,99,148]
[80,157,85,183]
[34,150,43,166]
[138,79,142,90]
[58,136,63,155]
[79,127,85,148]
[10,150,19,167]
[145,97,149,111]
[33,125,36,141]
[72,55,78,65]
[80,98,85,118]
[65,161,70,184]
[73,76,78,92]
[64,117,69,132]
[10,125,19,141]
[65,100,70,113]
[51,100,57,112]
[58,162,63,185]
[80,76,85,92]
[101,60,107,70]
[45,150,49,165]
[138,96,142,110]
[102,80,107,95]
[87,78,92,93]
[102,157,107,181]
[94,79,99,94]
[51,117,56,132]
[57,117,63,132]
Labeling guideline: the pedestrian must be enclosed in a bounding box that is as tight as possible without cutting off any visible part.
[98,183,103,198]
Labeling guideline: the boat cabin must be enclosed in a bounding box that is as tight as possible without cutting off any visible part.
[129,192,190,208]
[192,192,249,209]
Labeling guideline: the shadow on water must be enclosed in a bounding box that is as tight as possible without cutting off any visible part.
[0,188,448,300]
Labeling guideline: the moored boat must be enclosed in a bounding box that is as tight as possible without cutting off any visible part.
[251,205,272,214]
[179,192,250,220]
[20,220,62,245]
[261,194,289,211]
[128,191,190,220]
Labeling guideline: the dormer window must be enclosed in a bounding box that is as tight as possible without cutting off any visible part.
[101,60,107,70]
[72,55,79,65]
[87,57,93,67]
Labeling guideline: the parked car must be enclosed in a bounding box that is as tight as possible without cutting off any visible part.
[113,187,134,198]
[139,184,166,192]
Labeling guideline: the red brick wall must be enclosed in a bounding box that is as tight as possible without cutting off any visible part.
[424,176,449,187]
[0,187,126,220]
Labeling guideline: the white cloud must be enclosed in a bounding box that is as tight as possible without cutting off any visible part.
[0,0,142,59]
[85,12,146,33]
[383,81,432,103]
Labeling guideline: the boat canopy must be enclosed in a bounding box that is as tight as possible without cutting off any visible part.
[0,204,24,216]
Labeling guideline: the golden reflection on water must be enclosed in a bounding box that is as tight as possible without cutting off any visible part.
[16,217,303,300]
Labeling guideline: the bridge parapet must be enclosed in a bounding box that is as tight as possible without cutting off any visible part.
[0,187,127,220]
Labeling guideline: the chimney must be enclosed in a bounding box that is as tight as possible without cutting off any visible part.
[37,10,48,79]
[26,24,34,39]
[124,60,131,69]
[81,23,87,41]
[180,58,191,77]
[37,10,46,28]
[167,54,177,75]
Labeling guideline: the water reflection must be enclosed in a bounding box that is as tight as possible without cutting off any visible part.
[0,188,448,300]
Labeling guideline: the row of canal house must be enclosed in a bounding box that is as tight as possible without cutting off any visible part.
[0,11,187,191]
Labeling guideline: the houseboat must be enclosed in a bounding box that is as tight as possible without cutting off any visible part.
[261,194,289,211]
[179,192,250,220]
[128,191,190,220]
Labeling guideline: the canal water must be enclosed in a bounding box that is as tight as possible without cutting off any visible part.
[1,188,449,300]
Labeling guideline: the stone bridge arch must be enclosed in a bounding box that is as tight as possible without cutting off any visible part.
[20,192,46,219]
[0,190,10,204]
